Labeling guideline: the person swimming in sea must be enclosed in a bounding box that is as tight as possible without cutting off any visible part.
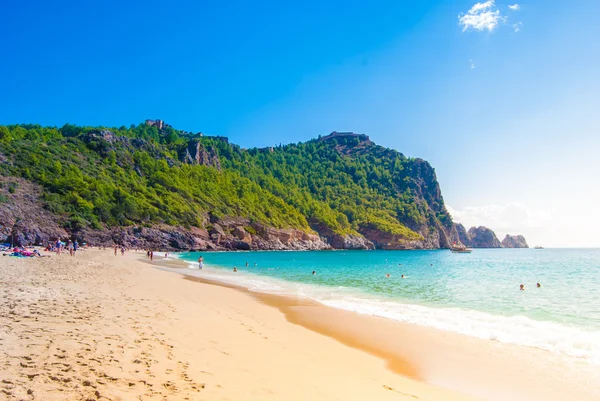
[245,262,249,266]
[386,273,391,278]
[536,283,541,288]
[520,284,525,290]
[312,271,316,275]
[401,274,405,278]
[233,267,238,272]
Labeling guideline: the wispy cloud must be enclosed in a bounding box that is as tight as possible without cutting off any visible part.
[446,203,600,247]
[458,0,505,32]
[513,22,523,32]
[508,4,521,11]
[469,59,476,69]
[447,203,552,237]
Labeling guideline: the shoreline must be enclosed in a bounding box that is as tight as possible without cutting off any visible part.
[159,254,600,401]
[1,248,478,401]
[166,251,600,363]
[2,249,598,401]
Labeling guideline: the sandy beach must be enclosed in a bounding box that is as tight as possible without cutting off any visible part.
[2,249,599,401]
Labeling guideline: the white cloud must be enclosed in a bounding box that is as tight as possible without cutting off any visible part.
[447,203,553,244]
[448,203,548,232]
[513,22,523,32]
[447,203,600,248]
[508,4,520,11]
[458,0,505,32]
[469,59,476,69]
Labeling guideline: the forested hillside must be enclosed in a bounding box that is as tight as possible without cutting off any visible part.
[0,122,461,250]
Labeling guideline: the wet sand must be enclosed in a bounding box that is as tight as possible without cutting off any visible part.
[174,258,600,401]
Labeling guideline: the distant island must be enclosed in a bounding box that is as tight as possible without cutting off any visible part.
[0,122,527,250]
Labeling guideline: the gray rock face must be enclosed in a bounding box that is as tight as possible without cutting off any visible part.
[329,234,375,250]
[501,234,529,248]
[467,226,502,248]
[455,223,472,247]
[0,178,68,246]
[179,140,221,170]
[82,129,117,143]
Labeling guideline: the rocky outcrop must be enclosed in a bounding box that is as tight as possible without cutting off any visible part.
[78,225,213,251]
[249,223,329,251]
[501,234,529,248]
[358,224,425,250]
[329,234,375,250]
[179,140,221,170]
[394,159,461,249]
[82,130,177,167]
[451,225,528,249]
[84,129,117,143]
[455,223,471,246]
[467,226,502,248]
[0,177,68,246]
[72,221,331,252]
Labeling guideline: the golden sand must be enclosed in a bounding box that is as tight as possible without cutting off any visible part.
[1,249,598,401]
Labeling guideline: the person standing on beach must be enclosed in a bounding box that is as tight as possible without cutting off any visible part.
[150,251,153,261]
[114,245,117,256]
[198,256,204,269]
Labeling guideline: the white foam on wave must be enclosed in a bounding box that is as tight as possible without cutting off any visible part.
[321,297,600,365]
[163,261,600,365]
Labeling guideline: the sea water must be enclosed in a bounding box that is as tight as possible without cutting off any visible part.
[174,249,600,364]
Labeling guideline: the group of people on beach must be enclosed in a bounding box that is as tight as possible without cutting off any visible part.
[45,239,80,256]
[1,237,88,258]
[1,245,43,258]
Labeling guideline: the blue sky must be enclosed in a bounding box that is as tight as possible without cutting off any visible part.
[1,1,599,246]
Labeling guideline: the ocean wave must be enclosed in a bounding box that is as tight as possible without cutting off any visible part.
[161,262,600,365]
[321,297,600,365]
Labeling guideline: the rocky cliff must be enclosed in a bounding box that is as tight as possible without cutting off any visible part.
[501,234,529,248]
[452,225,500,248]
[0,177,68,247]
[455,223,529,249]
[455,223,471,247]
[179,140,221,170]
[467,226,502,248]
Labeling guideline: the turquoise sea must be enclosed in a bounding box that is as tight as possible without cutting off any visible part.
[175,249,600,364]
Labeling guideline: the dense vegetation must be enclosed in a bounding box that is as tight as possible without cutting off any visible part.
[0,123,453,243]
